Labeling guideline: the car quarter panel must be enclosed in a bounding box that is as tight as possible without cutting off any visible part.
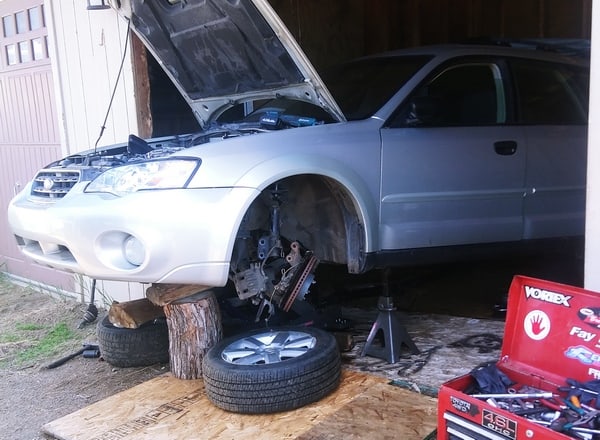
[522,125,587,238]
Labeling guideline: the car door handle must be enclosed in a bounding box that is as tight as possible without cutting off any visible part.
[494,140,517,156]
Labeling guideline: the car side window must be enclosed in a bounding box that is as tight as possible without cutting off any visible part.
[388,63,506,128]
[510,59,589,125]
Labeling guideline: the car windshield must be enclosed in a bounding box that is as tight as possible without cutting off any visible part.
[322,55,433,120]
[223,55,433,126]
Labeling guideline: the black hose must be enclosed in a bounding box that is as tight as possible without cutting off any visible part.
[93,18,132,151]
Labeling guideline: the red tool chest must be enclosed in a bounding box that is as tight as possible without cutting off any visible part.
[437,275,600,439]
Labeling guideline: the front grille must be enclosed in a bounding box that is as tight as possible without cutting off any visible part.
[31,170,80,199]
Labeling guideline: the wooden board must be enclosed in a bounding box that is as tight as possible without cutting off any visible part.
[42,370,437,440]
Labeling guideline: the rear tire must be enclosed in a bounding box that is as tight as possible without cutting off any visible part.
[202,326,341,414]
[96,316,169,367]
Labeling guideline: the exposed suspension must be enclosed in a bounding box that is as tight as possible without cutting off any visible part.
[230,183,319,323]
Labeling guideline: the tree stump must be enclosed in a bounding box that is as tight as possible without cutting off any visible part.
[163,290,223,380]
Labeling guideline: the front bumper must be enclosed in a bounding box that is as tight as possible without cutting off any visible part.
[8,183,259,285]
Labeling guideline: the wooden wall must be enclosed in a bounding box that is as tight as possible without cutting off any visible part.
[270,0,592,71]
[47,0,139,154]
[0,0,73,291]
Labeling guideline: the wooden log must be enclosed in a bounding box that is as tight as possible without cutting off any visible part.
[108,298,165,329]
[163,291,223,380]
[146,283,210,306]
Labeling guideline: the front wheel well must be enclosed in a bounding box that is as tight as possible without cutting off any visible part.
[241,175,366,274]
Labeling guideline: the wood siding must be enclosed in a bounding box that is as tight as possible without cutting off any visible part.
[47,0,139,154]
[270,0,592,72]
[0,0,72,291]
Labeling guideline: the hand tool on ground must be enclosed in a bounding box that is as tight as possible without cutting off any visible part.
[44,343,100,369]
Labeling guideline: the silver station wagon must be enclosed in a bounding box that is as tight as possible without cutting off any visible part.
[8,0,589,320]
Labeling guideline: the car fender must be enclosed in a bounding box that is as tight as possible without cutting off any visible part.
[227,152,379,254]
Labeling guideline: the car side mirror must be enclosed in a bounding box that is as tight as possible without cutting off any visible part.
[405,96,444,127]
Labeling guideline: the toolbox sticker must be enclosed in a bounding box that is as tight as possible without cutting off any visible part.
[481,408,517,439]
[569,325,596,342]
[565,345,600,367]
[523,310,551,340]
[579,307,600,329]
[588,367,600,379]
[450,395,479,416]
[524,285,572,307]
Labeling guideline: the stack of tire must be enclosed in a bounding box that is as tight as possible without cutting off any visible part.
[96,316,170,367]
[96,316,341,415]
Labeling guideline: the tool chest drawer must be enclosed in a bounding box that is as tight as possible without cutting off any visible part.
[437,275,600,440]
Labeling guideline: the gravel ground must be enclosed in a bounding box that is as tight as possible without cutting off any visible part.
[0,280,168,440]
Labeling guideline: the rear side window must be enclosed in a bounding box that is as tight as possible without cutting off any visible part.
[388,62,506,127]
[510,59,589,125]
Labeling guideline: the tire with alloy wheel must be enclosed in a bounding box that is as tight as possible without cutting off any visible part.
[96,315,169,367]
[202,326,341,414]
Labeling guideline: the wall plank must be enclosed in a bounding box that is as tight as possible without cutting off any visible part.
[270,0,591,69]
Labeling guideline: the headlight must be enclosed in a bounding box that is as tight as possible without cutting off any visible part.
[85,159,200,196]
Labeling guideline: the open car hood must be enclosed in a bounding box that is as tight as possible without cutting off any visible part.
[110,0,345,128]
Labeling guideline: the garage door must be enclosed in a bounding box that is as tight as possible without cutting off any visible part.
[0,0,72,290]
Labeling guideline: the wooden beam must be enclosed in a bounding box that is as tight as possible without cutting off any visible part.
[146,283,210,306]
[130,34,152,139]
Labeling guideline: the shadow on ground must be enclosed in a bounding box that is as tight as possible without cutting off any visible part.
[312,249,584,320]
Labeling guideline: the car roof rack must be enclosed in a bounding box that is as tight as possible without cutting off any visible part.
[463,37,590,58]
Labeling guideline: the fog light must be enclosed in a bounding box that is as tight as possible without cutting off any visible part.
[123,235,145,266]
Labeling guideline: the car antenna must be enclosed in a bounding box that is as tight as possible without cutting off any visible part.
[93,17,131,153]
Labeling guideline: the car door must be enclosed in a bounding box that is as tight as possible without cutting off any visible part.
[379,59,527,250]
[509,57,589,240]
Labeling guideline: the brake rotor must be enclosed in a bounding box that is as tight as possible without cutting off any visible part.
[280,253,319,312]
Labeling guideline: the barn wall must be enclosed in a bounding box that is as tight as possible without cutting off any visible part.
[0,0,75,293]
[270,0,592,71]
[584,1,600,290]
[46,0,139,156]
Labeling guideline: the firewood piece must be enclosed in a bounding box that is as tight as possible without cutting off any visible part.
[163,290,223,380]
[146,283,210,306]
[108,298,165,329]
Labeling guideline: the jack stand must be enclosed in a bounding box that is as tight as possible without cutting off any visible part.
[360,270,420,363]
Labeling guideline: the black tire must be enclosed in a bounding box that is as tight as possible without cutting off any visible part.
[202,326,341,414]
[96,315,169,368]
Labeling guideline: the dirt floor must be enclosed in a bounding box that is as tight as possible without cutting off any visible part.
[0,280,169,440]
[0,251,584,440]
[0,274,503,440]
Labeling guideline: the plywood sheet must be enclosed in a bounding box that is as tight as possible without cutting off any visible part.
[43,370,437,440]
[296,381,437,440]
